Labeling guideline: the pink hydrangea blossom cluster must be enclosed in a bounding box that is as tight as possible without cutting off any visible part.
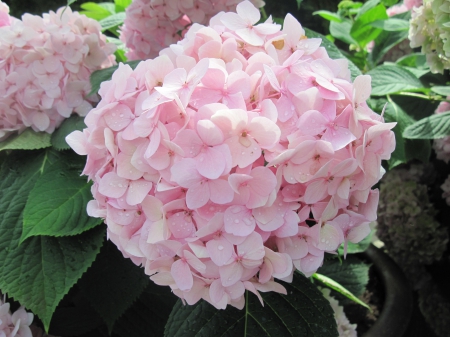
[0,3,116,141]
[68,1,395,309]
[0,298,33,337]
[119,0,264,60]
[432,100,450,163]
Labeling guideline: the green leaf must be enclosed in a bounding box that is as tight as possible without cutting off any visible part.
[370,28,409,64]
[305,28,362,80]
[316,255,370,306]
[381,0,400,7]
[370,18,409,31]
[356,0,380,18]
[80,2,115,20]
[68,0,77,5]
[0,129,51,151]
[164,273,338,337]
[382,98,431,167]
[367,65,423,96]
[338,229,374,255]
[313,10,342,22]
[99,12,126,31]
[396,53,428,68]
[0,150,104,330]
[113,281,178,337]
[350,4,388,48]
[89,60,141,95]
[21,158,101,242]
[51,115,86,151]
[403,111,450,139]
[78,240,149,332]
[312,273,370,310]
[431,86,450,96]
[114,0,132,12]
[330,20,357,45]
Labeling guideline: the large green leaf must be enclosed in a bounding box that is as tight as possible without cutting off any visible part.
[113,281,178,337]
[99,12,126,31]
[317,255,370,306]
[313,10,343,23]
[367,65,424,96]
[370,29,409,65]
[0,129,51,151]
[51,115,87,151]
[78,240,150,332]
[89,60,141,95]
[0,150,104,330]
[21,158,101,242]
[164,273,338,337]
[350,4,388,48]
[329,20,357,45]
[305,28,361,80]
[403,111,450,139]
[369,18,409,31]
[80,2,115,21]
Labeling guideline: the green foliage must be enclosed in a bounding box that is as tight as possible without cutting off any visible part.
[21,158,101,242]
[312,273,370,310]
[316,255,370,306]
[369,18,409,31]
[0,130,51,151]
[0,150,104,330]
[164,272,338,337]
[381,98,431,168]
[51,115,87,150]
[367,65,424,96]
[78,240,150,332]
[350,4,388,48]
[403,111,450,139]
[80,2,115,20]
[112,281,178,337]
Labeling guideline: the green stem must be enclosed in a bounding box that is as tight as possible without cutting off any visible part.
[395,91,449,102]
[260,7,268,21]
[244,290,249,336]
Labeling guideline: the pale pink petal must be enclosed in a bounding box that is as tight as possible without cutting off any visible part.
[224,205,255,236]
[171,259,193,291]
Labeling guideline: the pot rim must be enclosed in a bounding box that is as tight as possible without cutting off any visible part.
[362,244,413,337]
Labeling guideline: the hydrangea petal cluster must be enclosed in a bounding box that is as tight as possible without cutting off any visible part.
[409,0,450,73]
[432,99,450,163]
[0,298,33,337]
[0,3,116,141]
[119,0,264,60]
[320,288,357,337]
[68,1,395,309]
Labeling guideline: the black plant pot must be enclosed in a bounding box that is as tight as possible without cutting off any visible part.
[362,245,413,337]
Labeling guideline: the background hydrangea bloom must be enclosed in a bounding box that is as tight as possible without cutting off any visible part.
[0,298,33,337]
[68,1,395,309]
[409,0,450,73]
[119,0,264,60]
[320,288,357,337]
[0,2,116,140]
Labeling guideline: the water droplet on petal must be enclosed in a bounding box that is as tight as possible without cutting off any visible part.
[234,219,240,224]
[218,245,224,251]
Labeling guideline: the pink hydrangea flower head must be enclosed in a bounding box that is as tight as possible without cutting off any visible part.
[0,6,116,141]
[0,297,34,337]
[68,1,396,309]
[433,99,450,163]
[119,0,265,60]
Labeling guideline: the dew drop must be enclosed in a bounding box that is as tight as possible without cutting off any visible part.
[234,219,240,224]
[125,213,130,217]
[241,152,245,155]
[218,245,224,251]
[209,206,215,211]
[120,114,124,118]
[243,218,253,226]
[176,213,180,217]
[112,113,116,117]
[118,184,123,188]
[325,240,329,244]
[321,238,325,243]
